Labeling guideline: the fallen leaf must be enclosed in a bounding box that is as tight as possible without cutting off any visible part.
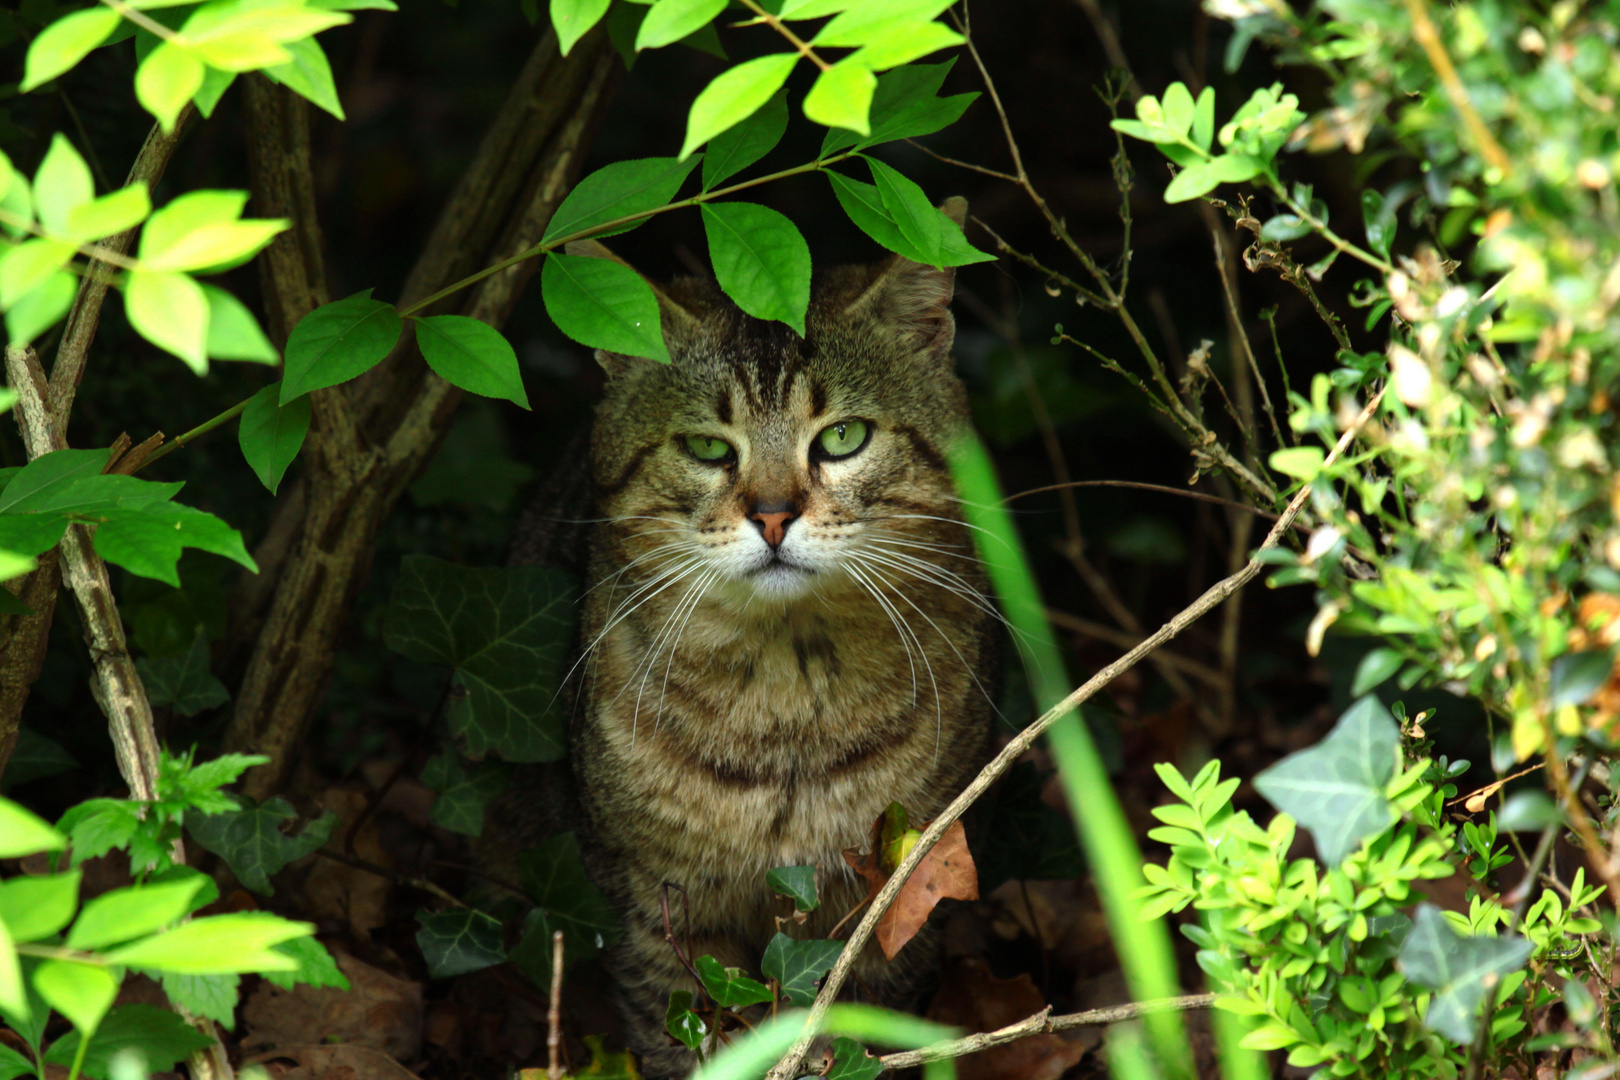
[243,951,423,1061]
[843,808,979,960]
[247,1044,421,1080]
[927,959,1089,1080]
[301,788,391,936]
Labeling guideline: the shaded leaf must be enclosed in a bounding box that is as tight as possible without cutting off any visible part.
[420,751,511,837]
[414,315,528,408]
[262,935,351,992]
[1551,649,1613,708]
[43,1004,215,1079]
[821,59,976,155]
[382,555,576,763]
[415,909,506,979]
[516,831,619,962]
[543,156,701,245]
[185,796,337,896]
[1398,904,1532,1044]
[703,89,788,190]
[765,865,818,911]
[238,382,311,495]
[138,631,229,716]
[157,973,239,1028]
[281,290,402,402]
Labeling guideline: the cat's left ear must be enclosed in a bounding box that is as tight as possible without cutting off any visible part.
[841,197,968,358]
[563,239,703,376]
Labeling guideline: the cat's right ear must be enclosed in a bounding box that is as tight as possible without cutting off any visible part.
[564,240,700,377]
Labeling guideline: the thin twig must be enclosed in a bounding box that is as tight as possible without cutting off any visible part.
[311,848,466,909]
[764,389,1388,1080]
[878,995,1218,1069]
[1005,479,1288,526]
[1045,609,1225,687]
[548,930,565,1080]
[1402,0,1510,174]
[734,0,831,71]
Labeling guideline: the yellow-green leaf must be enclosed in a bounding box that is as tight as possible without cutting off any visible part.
[22,7,122,91]
[126,269,210,373]
[803,62,876,134]
[64,184,152,243]
[136,42,206,132]
[680,53,797,160]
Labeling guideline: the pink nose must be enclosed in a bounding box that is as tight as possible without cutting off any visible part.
[751,510,794,547]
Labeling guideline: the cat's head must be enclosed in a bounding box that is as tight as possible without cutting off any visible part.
[586,207,976,606]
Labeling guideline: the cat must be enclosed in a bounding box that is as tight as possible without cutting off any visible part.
[569,204,997,1077]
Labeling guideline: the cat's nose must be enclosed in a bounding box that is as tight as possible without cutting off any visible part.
[749,500,798,547]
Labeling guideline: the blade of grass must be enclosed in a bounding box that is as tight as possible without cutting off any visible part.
[950,430,1191,1079]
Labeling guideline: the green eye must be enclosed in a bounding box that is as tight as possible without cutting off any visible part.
[685,435,734,463]
[816,420,870,459]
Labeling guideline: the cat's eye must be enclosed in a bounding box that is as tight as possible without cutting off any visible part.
[684,435,735,463]
[815,420,870,460]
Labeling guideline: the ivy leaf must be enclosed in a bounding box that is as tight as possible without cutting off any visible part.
[664,990,706,1051]
[516,832,619,962]
[694,955,773,1008]
[420,751,511,837]
[543,156,701,246]
[703,89,788,190]
[1398,904,1533,1044]
[382,555,577,762]
[973,762,1086,892]
[137,631,230,716]
[262,936,350,992]
[43,1004,215,1080]
[765,865,818,912]
[820,59,976,155]
[413,315,529,408]
[238,382,311,495]
[2,727,77,789]
[541,253,669,363]
[415,909,506,979]
[759,934,842,1007]
[280,290,402,402]
[157,973,239,1028]
[185,796,337,896]
[826,1037,882,1080]
[680,54,798,160]
[701,202,811,336]
[1253,695,1399,866]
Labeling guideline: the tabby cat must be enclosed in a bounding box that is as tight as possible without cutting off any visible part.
[572,203,996,1076]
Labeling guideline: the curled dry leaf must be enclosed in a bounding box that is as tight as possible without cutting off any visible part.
[927,959,1091,1080]
[843,806,979,960]
[243,952,424,1061]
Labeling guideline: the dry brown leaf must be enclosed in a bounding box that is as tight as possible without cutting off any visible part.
[844,816,979,960]
[302,788,392,936]
[247,1044,421,1080]
[243,952,424,1061]
[927,959,1089,1080]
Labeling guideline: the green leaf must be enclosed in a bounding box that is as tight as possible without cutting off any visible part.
[0,167,34,241]
[415,909,506,979]
[826,169,911,255]
[0,1043,33,1080]
[1350,647,1403,696]
[1399,904,1532,1044]
[664,990,706,1051]
[765,865,818,911]
[694,954,773,1008]
[703,89,788,190]
[542,156,701,245]
[680,53,798,160]
[141,218,286,274]
[92,502,258,587]
[0,239,77,308]
[263,36,345,120]
[865,156,943,263]
[262,935,350,991]
[33,136,94,238]
[43,1004,216,1079]
[635,0,724,50]
[420,752,511,837]
[0,796,67,858]
[202,285,278,363]
[157,973,238,1028]
[516,832,619,962]
[1253,696,1399,865]
[1260,214,1311,242]
[701,202,811,336]
[1551,649,1613,708]
[1361,188,1395,260]
[135,42,205,133]
[238,382,310,494]
[414,315,529,408]
[821,59,976,155]
[1163,161,1220,203]
[6,270,77,347]
[138,191,247,263]
[551,0,611,54]
[383,556,577,762]
[803,62,877,135]
[812,0,954,46]
[185,796,336,896]
[125,270,209,373]
[2,728,78,788]
[848,20,962,71]
[1192,85,1215,150]
[103,912,311,974]
[55,799,139,866]
[1268,445,1324,480]
[280,290,402,402]
[22,7,122,91]
[541,253,669,364]
[33,960,118,1034]
[1161,82,1194,135]
[0,920,23,1027]
[67,878,205,951]
[760,933,842,1006]
[193,67,236,118]
[137,631,230,716]
[63,185,151,244]
[826,1037,881,1080]
[1497,790,1560,831]
[0,871,78,943]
